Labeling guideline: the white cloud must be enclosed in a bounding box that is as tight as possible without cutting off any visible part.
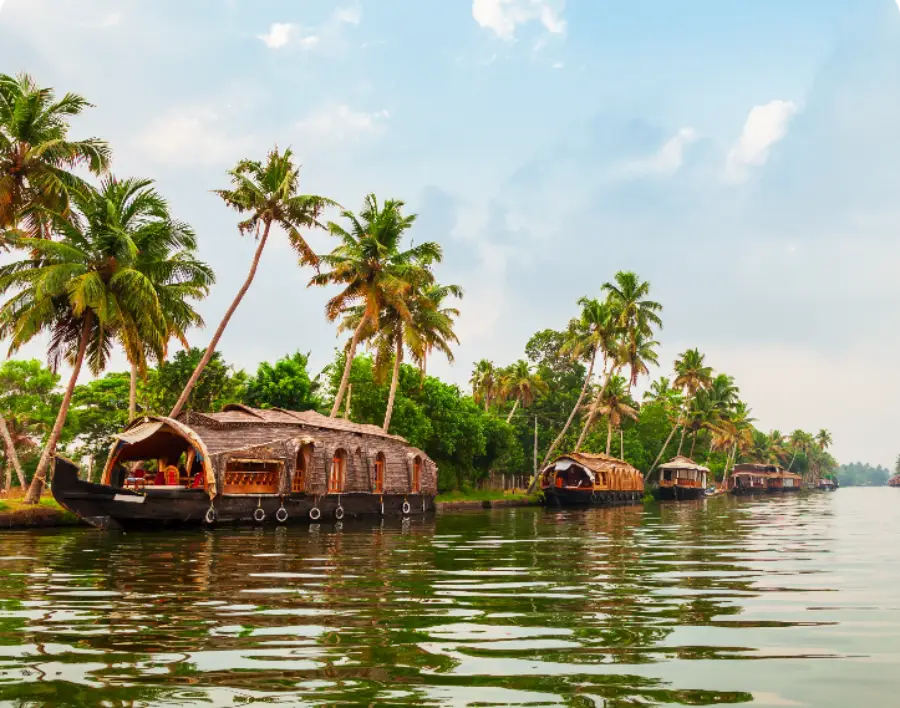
[472,0,566,41]
[257,22,293,49]
[625,127,698,176]
[295,104,390,146]
[135,106,254,166]
[726,100,798,183]
[334,6,361,25]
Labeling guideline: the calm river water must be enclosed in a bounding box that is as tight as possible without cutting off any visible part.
[0,488,897,706]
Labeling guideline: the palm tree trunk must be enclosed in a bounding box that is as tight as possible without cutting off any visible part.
[575,362,617,452]
[676,395,693,455]
[330,316,368,417]
[506,399,519,424]
[169,219,272,418]
[0,415,27,489]
[723,441,737,487]
[644,421,680,481]
[24,313,92,504]
[383,331,403,432]
[541,347,597,467]
[689,431,698,459]
[129,362,138,420]
[787,448,797,471]
[605,417,613,456]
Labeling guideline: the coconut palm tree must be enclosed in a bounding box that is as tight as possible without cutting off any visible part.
[674,348,714,456]
[73,177,214,420]
[357,281,461,432]
[169,147,332,417]
[712,401,755,485]
[0,181,175,502]
[602,271,663,388]
[541,298,614,466]
[471,359,499,412]
[0,73,110,239]
[644,376,678,405]
[499,360,548,423]
[594,374,638,456]
[311,194,441,417]
[573,301,625,452]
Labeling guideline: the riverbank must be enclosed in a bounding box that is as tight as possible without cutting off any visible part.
[435,489,541,511]
[0,496,84,529]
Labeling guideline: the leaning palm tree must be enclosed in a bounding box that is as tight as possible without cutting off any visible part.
[311,195,441,417]
[471,359,499,412]
[499,360,548,423]
[0,72,110,239]
[0,182,172,502]
[541,297,613,466]
[169,147,332,418]
[593,375,638,456]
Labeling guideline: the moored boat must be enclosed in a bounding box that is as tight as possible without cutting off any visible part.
[539,453,643,507]
[651,456,709,501]
[51,405,437,530]
[817,477,837,491]
[767,469,803,493]
[728,464,777,495]
[889,475,900,488]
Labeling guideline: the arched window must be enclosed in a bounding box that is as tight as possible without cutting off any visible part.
[329,449,347,493]
[412,456,422,493]
[374,452,386,494]
[293,445,310,493]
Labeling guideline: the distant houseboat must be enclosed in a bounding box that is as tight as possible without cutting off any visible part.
[728,464,777,495]
[539,453,644,507]
[651,456,709,501]
[817,477,838,491]
[889,475,900,488]
[52,405,437,530]
[768,469,803,493]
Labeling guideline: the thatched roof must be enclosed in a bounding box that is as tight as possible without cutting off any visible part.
[732,463,781,474]
[658,455,709,472]
[550,452,639,475]
[179,405,409,443]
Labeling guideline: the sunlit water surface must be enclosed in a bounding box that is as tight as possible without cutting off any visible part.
[0,488,898,706]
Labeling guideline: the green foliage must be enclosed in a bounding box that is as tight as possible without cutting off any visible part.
[67,373,132,462]
[148,348,247,414]
[244,352,321,411]
[0,359,61,445]
[325,352,519,490]
[837,462,890,487]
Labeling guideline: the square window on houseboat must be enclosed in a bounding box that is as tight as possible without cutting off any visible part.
[223,459,282,495]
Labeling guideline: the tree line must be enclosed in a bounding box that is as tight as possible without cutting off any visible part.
[0,72,840,501]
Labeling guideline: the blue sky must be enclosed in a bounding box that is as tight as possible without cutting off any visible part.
[2,0,899,467]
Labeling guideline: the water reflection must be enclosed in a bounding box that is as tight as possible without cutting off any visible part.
[0,490,898,706]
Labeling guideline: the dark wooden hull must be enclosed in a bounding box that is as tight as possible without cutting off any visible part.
[729,487,768,496]
[654,485,704,501]
[543,487,642,508]
[52,458,434,530]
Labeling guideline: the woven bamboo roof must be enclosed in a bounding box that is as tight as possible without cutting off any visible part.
[658,455,709,472]
[180,405,409,442]
[550,452,639,475]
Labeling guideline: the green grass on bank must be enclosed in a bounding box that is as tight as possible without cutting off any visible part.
[0,496,65,514]
[436,488,541,503]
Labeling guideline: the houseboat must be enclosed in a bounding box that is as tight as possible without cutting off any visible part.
[651,456,709,501]
[728,463,777,495]
[539,453,644,507]
[889,475,900,488]
[51,405,437,530]
[767,469,803,493]
[817,477,838,491]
